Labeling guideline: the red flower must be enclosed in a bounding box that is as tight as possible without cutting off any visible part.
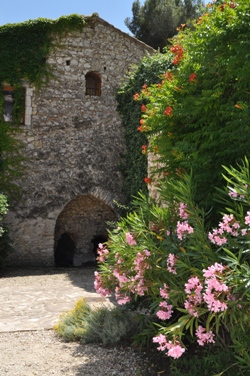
[133,93,139,100]
[141,104,147,112]
[219,3,226,11]
[137,125,143,132]
[189,73,197,82]
[144,177,152,184]
[170,44,184,65]
[142,145,147,154]
[164,72,173,81]
[164,106,173,116]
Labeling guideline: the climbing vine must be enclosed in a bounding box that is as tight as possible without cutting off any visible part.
[116,52,173,206]
[0,14,97,120]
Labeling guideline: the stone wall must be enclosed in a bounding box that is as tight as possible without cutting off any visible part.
[4,17,154,267]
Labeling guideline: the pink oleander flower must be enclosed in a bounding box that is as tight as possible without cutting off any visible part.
[176,220,194,240]
[209,214,240,245]
[179,203,189,219]
[156,301,173,320]
[113,268,130,285]
[131,272,149,296]
[126,232,137,246]
[160,283,169,299]
[115,286,131,305]
[208,230,227,246]
[245,211,250,225]
[153,335,185,359]
[153,334,168,351]
[229,190,239,198]
[184,276,203,316]
[96,243,109,262]
[167,253,177,274]
[228,189,245,199]
[202,264,229,312]
[202,262,225,278]
[134,250,151,271]
[167,343,185,359]
[184,300,199,317]
[185,276,203,293]
[196,326,215,346]
[94,271,112,297]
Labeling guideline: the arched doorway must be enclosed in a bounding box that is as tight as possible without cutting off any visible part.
[54,194,117,267]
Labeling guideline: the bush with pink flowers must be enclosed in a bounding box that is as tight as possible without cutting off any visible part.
[95,159,250,374]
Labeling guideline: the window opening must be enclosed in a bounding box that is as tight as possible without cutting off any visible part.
[2,86,14,122]
[85,72,101,96]
[2,86,25,124]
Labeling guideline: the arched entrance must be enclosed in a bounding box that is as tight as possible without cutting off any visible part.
[54,194,117,267]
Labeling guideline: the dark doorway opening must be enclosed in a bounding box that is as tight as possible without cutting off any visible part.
[54,233,75,267]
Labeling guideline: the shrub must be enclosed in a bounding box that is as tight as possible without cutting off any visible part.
[94,158,250,374]
[54,298,140,347]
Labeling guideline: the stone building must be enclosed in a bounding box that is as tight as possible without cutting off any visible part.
[3,15,154,267]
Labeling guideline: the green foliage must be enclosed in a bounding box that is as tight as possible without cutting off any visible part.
[169,341,242,376]
[54,298,140,347]
[0,122,24,197]
[95,159,250,374]
[135,0,250,218]
[116,52,173,205]
[125,0,205,50]
[0,14,87,89]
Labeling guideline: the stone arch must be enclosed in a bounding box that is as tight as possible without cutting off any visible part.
[54,193,118,267]
[85,71,101,96]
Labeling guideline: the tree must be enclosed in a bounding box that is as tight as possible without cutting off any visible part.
[125,0,204,50]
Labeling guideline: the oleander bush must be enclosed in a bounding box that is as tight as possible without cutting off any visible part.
[94,158,250,375]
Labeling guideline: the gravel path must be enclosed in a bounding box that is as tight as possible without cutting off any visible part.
[0,330,153,376]
[0,267,156,375]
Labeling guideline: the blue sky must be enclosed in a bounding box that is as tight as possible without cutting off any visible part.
[1,0,135,33]
[1,0,209,33]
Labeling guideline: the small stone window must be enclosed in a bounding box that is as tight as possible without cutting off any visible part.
[2,86,14,122]
[2,85,25,124]
[85,72,101,96]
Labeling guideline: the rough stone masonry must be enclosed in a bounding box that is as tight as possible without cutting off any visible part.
[3,16,154,267]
